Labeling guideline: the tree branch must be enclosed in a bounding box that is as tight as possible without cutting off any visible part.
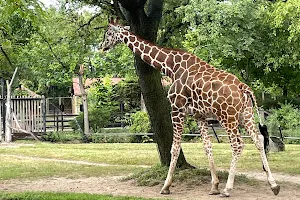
[11,112,40,141]
[0,45,13,67]
[113,0,126,20]
[9,67,18,87]
[37,32,68,69]
[77,12,102,30]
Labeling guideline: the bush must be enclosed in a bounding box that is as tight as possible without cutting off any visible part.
[88,133,136,143]
[282,128,300,144]
[112,76,141,113]
[70,106,120,133]
[129,111,151,133]
[183,116,198,134]
[266,103,300,138]
[129,112,201,135]
[42,131,82,143]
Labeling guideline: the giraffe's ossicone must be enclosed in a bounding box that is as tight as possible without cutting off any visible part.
[101,18,280,197]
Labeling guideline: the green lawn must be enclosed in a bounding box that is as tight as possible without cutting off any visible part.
[1,141,300,200]
[0,192,161,200]
[0,142,300,177]
[1,141,300,180]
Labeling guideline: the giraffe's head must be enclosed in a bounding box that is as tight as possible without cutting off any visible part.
[100,18,130,52]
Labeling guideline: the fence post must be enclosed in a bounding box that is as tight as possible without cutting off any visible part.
[210,124,220,143]
[278,126,284,141]
[0,98,2,142]
[42,95,46,135]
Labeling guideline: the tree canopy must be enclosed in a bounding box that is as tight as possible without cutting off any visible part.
[2,0,299,99]
[177,0,300,97]
[0,0,43,79]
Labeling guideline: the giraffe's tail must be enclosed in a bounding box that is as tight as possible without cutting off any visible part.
[239,83,262,124]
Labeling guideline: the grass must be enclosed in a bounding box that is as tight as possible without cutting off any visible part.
[0,142,160,165]
[1,141,300,181]
[125,164,256,187]
[1,141,299,199]
[0,155,142,180]
[0,192,160,200]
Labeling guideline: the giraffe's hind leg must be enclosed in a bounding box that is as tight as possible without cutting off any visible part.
[160,111,185,194]
[197,119,220,195]
[241,101,280,195]
[220,123,245,197]
[244,118,280,195]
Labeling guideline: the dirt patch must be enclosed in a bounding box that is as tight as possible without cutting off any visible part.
[0,143,35,148]
[1,176,299,200]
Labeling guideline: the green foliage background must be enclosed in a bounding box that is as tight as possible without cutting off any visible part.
[1,0,300,139]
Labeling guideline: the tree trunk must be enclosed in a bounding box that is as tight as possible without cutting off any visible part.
[4,67,18,142]
[5,80,12,142]
[78,65,90,138]
[282,86,288,97]
[140,94,147,112]
[135,57,190,167]
[118,1,191,168]
[80,0,191,168]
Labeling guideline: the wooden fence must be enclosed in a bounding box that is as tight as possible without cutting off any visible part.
[0,96,46,138]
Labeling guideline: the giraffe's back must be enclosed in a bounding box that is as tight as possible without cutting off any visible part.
[177,61,247,119]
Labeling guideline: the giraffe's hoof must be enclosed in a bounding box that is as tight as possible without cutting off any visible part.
[208,189,220,195]
[220,192,230,198]
[271,185,280,196]
[160,188,170,195]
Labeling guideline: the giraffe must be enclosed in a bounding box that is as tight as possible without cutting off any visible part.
[100,18,280,197]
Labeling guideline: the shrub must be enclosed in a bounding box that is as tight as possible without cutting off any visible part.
[129,111,151,133]
[183,116,198,134]
[89,133,136,143]
[266,103,300,138]
[129,111,202,135]
[42,131,82,143]
[112,76,141,113]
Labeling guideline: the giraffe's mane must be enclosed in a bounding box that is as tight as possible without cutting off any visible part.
[113,23,194,56]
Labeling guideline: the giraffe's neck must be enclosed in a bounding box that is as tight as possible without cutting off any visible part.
[119,30,195,79]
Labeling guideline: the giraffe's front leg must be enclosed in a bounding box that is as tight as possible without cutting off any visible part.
[197,119,220,195]
[160,111,185,195]
[221,127,244,197]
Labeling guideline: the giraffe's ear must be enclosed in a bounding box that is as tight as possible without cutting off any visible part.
[124,26,130,30]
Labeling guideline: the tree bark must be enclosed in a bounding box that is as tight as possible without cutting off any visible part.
[4,67,18,142]
[78,65,90,138]
[117,0,191,168]
[5,80,12,142]
[282,86,288,97]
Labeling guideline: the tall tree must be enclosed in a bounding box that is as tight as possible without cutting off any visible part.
[261,0,300,96]
[0,0,42,79]
[18,2,104,96]
[178,0,300,97]
[79,0,191,167]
